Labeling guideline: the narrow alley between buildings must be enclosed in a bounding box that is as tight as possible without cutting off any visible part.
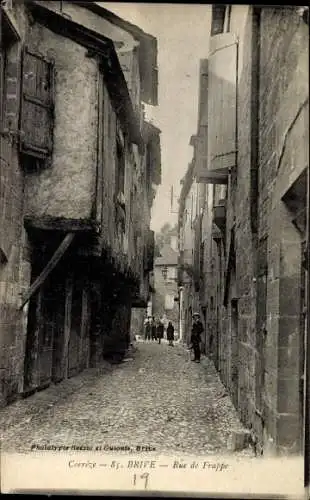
[0,341,253,457]
[0,3,308,488]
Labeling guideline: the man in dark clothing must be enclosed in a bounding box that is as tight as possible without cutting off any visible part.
[156,320,164,344]
[191,313,204,362]
[167,321,175,346]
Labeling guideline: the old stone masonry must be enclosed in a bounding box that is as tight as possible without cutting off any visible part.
[0,342,254,457]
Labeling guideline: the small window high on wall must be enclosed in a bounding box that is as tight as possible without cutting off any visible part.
[211,5,231,35]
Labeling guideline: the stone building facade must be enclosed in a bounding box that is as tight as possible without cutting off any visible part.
[0,0,160,406]
[178,162,200,345]
[178,5,309,456]
[153,243,179,334]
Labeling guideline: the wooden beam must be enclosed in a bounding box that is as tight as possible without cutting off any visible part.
[20,233,75,310]
[24,215,99,233]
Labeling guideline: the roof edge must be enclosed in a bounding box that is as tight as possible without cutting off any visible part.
[27,1,144,148]
[70,1,158,106]
[72,1,157,42]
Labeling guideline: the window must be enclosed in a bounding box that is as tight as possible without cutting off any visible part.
[211,5,226,35]
[20,47,55,160]
[0,7,20,262]
[0,5,20,131]
[167,266,177,280]
[211,5,231,35]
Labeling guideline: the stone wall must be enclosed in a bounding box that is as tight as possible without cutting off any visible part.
[258,7,308,454]
[197,5,308,455]
[24,23,98,221]
[153,266,179,330]
[232,6,257,442]
[0,3,32,407]
[0,0,157,406]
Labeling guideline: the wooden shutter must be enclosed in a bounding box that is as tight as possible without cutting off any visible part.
[207,33,238,176]
[20,47,54,159]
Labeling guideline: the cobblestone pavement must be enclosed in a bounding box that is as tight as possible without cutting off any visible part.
[0,342,254,457]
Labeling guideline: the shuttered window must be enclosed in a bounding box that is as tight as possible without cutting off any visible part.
[20,47,54,159]
[211,5,226,35]
[208,33,238,174]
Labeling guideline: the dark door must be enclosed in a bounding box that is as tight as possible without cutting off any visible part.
[51,276,66,382]
[68,277,83,378]
[38,282,54,388]
[79,287,90,371]
[23,292,40,393]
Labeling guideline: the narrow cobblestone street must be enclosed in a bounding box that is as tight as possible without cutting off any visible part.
[1,342,253,457]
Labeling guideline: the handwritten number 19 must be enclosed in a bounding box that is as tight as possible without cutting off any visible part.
[133,473,149,489]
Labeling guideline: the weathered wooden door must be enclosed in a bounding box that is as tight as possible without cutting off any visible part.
[23,246,48,393]
[24,276,62,391]
[68,276,83,378]
[23,291,40,393]
[51,276,66,383]
[23,245,67,391]
[78,287,90,371]
[38,282,55,388]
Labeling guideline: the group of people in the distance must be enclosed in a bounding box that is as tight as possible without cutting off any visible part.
[143,312,204,361]
[144,317,175,346]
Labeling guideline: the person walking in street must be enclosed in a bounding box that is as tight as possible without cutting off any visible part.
[144,317,152,342]
[151,316,157,342]
[191,313,204,363]
[167,321,175,346]
[156,319,164,344]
